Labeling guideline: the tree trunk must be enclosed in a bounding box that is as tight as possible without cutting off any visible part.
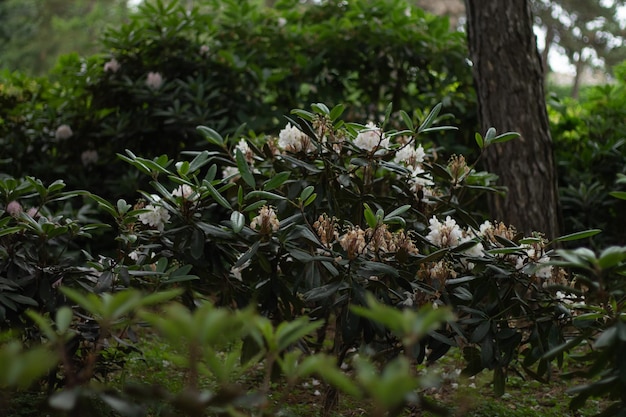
[465,0,560,239]
[571,53,585,99]
[541,26,555,80]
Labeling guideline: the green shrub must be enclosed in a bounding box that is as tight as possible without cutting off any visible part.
[0,0,475,202]
[549,61,626,247]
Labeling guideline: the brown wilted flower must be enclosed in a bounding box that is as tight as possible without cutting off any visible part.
[366,224,394,254]
[251,205,280,235]
[339,226,367,260]
[448,154,470,184]
[313,214,338,246]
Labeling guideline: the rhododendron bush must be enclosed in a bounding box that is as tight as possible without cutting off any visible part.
[3,100,617,416]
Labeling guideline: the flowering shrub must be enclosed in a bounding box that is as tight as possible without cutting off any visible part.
[0,0,475,203]
[0,98,617,415]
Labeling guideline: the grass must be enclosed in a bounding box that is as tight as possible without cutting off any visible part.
[2,332,612,417]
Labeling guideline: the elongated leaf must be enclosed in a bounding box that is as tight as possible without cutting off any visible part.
[475,132,484,149]
[311,103,330,115]
[610,191,626,200]
[329,103,345,121]
[236,149,255,188]
[418,103,442,133]
[399,110,414,130]
[383,205,411,220]
[363,203,378,228]
[246,190,286,201]
[197,125,224,146]
[552,229,602,243]
[205,181,232,210]
[263,171,290,191]
[490,132,520,144]
[235,241,261,268]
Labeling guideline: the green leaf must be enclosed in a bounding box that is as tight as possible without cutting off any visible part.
[55,307,73,334]
[363,203,378,228]
[475,132,484,149]
[263,171,290,191]
[303,193,317,207]
[246,190,286,201]
[490,132,520,144]
[311,103,330,115]
[275,317,323,352]
[383,205,411,220]
[187,151,211,173]
[236,149,255,188]
[230,211,245,233]
[329,103,345,121]
[197,125,224,146]
[300,185,315,202]
[234,241,261,268]
[205,181,232,210]
[552,229,602,243]
[418,103,442,133]
[609,191,626,200]
[399,110,414,130]
[484,127,497,141]
[291,109,315,121]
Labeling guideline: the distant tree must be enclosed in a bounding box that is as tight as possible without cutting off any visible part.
[532,0,626,97]
[0,0,130,75]
[465,0,561,239]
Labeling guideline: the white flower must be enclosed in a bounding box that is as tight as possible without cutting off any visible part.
[394,143,425,167]
[354,122,389,152]
[104,58,121,73]
[408,166,434,193]
[222,166,240,181]
[81,150,99,166]
[55,124,73,140]
[516,247,552,278]
[277,17,287,27]
[146,71,164,90]
[138,204,170,231]
[199,45,210,56]
[460,235,484,258]
[278,123,315,153]
[478,220,493,236]
[426,216,463,247]
[172,184,198,201]
[401,291,414,307]
[235,138,255,163]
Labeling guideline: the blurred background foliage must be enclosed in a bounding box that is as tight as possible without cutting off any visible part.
[0,0,475,203]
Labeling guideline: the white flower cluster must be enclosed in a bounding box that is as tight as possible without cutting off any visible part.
[146,71,164,90]
[427,216,493,261]
[104,58,121,73]
[55,124,74,141]
[394,143,425,168]
[353,122,389,152]
[515,246,552,278]
[426,216,464,247]
[138,198,171,231]
[408,166,434,196]
[172,184,198,201]
[278,123,316,154]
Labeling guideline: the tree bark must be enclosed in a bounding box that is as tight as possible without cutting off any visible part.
[571,53,585,99]
[465,0,560,239]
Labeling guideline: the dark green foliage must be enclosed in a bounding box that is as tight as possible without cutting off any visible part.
[0,0,475,202]
[549,61,626,247]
